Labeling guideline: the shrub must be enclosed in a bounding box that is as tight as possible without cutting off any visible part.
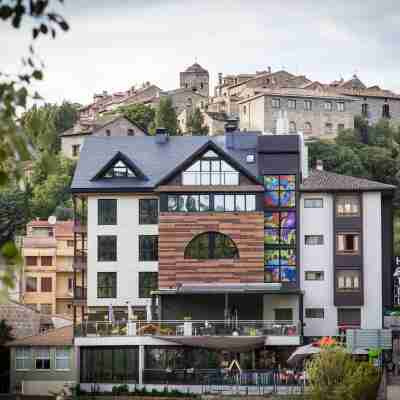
[306,347,380,400]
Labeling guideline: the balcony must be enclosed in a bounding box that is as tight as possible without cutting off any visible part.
[75,320,300,340]
[73,250,87,270]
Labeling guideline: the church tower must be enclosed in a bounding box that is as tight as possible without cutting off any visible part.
[180,62,210,97]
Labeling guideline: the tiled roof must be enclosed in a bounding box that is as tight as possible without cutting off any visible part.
[301,170,396,192]
[184,63,209,73]
[7,325,73,347]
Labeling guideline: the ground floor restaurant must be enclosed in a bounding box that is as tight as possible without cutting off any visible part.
[79,345,297,386]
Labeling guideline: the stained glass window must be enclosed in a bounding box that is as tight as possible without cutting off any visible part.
[264,175,297,284]
[264,175,296,208]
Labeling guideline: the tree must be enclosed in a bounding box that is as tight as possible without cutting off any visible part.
[0,320,13,346]
[306,347,380,400]
[54,101,80,134]
[155,97,179,135]
[118,103,155,133]
[186,108,209,135]
[0,0,69,186]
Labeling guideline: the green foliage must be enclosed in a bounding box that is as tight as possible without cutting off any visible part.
[306,347,380,400]
[186,108,209,135]
[118,103,155,132]
[54,101,80,134]
[155,97,180,136]
[0,320,13,345]
[111,384,130,395]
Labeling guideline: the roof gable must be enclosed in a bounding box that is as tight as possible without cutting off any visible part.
[156,140,260,186]
[91,151,147,181]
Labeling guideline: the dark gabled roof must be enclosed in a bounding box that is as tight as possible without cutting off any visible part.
[91,151,148,181]
[71,135,259,193]
[301,170,396,192]
[92,114,148,135]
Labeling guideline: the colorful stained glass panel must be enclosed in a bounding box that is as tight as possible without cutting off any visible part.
[279,175,296,191]
[265,191,280,207]
[281,266,296,282]
[280,249,296,266]
[280,229,296,246]
[264,249,280,266]
[280,191,296,207]
[264,176,279,190]
[265,229,280,245]
[280,211,296,228]
[265,212,280,228]
[265,266,280,283]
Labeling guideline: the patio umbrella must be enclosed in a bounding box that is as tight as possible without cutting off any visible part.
[287,344,321,366]
[108,303,115,324]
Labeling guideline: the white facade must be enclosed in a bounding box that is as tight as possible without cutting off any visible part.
[299,191,384,337]
[87,195,158,309]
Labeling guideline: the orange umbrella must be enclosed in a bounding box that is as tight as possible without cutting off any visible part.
[316,337,337,347]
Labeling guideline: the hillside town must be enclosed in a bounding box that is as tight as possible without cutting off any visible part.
[1,1,400,400]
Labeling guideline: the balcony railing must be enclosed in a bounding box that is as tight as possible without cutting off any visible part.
[74,286,87,300]
[75,320,300,337]
[73,250,87,270]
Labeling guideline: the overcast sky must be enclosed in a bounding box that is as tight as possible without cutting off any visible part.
[2,0,400,106]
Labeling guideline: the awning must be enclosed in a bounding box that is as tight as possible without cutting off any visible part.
[154,335,267,352]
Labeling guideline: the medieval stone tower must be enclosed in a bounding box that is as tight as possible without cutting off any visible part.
[180,62,210,97]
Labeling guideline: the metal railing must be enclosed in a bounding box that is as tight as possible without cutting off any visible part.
[75,320,300,337]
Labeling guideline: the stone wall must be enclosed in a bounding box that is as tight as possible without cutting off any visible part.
[158,212,264,289]
[94,117,147,136]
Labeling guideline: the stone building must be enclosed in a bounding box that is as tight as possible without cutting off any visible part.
[238,88,355,138]
[60,115,147,159]
[179,62,210,97]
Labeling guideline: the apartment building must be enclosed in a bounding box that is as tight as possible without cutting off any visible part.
[70,130,393,389]
[21,220,82,318]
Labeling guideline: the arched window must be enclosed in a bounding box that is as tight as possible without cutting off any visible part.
[289,121,296,133]
[304,122,312,134]
[243,105,247,115]
[184,232,239,260]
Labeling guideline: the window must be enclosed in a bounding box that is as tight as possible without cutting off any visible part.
[127,128,134,136]
[305,235,324,245]
[304,100,312,111]
[338,308,361,329]
[106,129,111,136]
[68,278,73,291]
[182,152,239,186]
[16,348,31,370]
[264,175,296,208]
[336,196,360,217]
[139,272,158,298]
[265,211,296,246]
[305,271,324,281]
[98,199,117,225]
[243,105,247,115]
[272,98,280,108]
[41,256,52,266]
[97,272,117,298]
[184,232,239,260]
[98,235,117,261]
[289,121,296,133]
[214,194,256,212]
[324,101,332,111]
[337,233,359,254]
[41,277,52,292]
[337,102,345,112]
[139,235,158,261]
[325,123,333,134]
[35,348,51,369]
[40,304,52,314]
[72,144,80,157]
[139,199,159,224]
[274,308,293,321]
[168,194,210,212]
[305,308,324,318]
[31,227,53,237]
[288,99,296,109]
[361,103,368,116]
[337,269,361,291]
[67,240,74,247]
[26,277,37,292]
[303,122,312,134]
[338,123,345,131]
[55,348,70,370]
[383,103,390,118]
[304,198,323,208]
[26,256,37,266]
[104,160,135,178]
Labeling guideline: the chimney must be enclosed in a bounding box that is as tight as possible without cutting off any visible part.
[155,127,169,144]
[316,160,324,171]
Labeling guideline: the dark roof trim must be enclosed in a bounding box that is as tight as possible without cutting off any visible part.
[91,151,148,181]
[156,140,260,187]
[301,188,395,193]
[60,131,92,138]
[70,187,155,194]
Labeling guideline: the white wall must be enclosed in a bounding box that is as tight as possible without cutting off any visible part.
[60,135,85,159]
[300,193,337,336]
[87,195,158,308]
[263,294,299,321]
[362,192,382,329]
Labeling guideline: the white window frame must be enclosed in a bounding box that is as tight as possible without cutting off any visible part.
[34,347,51,370]
[304,235,324,246]
[304,198,323,208]
[15,347,31,371]
[55,348,70,371]
[305,271,324,281]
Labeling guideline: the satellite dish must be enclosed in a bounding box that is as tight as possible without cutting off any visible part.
[48,215,57,225]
